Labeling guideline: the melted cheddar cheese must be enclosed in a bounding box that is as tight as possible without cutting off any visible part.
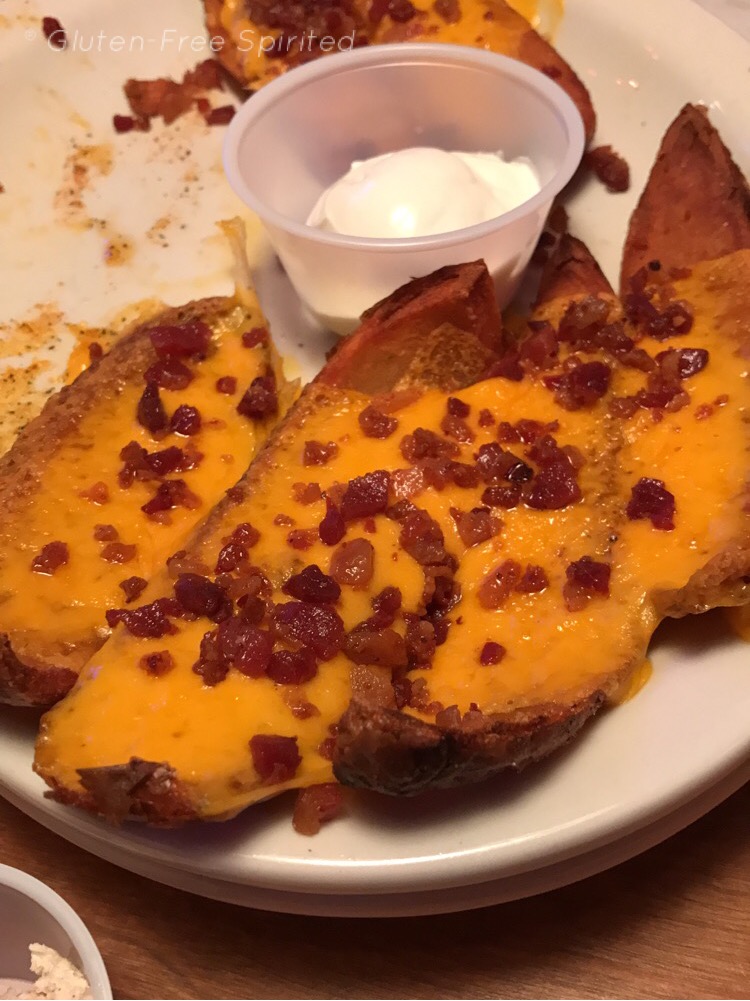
[216,0,563,89]
[36,250,750,820]
[0,297,288,676]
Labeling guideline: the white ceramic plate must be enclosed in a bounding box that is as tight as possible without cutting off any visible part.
[0,0,748,916]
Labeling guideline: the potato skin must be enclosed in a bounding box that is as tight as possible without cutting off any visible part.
[621,103,750,290]
[333,692,607,796]
[0,298,232,708]
[202,0,596,141]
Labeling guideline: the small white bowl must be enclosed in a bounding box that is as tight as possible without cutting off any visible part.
[0,865,111,1000]
[223,43,585,334]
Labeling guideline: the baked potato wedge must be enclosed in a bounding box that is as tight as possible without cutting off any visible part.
[204,0,596,140]
[0,273,292,707]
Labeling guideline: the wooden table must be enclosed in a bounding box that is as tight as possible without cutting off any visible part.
[1,787,747,1000]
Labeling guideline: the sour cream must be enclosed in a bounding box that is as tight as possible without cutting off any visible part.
[306,147,540,240]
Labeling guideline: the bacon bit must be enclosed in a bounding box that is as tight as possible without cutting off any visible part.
[319,497,346,546]
[93,524,118,543]
[478,408,495,427]
[446,396,470,418]
[303,440,339,466]
[626,477,676,531]
[450,506,500,547]
[204,104,235,126]
[481,483,521,509]
[292,482,322,505]
[106,597,180,638]
[287,529,317,551]
[564,557,611,611]
[119,575,148,603]
[101,542,137,564]
[396,506,448,566]
[242,327,268,349]
[249,734,301,784]
[479,641,506,665]
[369,0,417,23]
[183,58,224,89]
[624,273,694,339]
[288,698,320,721]
[340,470,390,521]
[329,538,375,590]
[433,0,461,22]
[317,736,336,761]
[405,619,436,666]
[344,625,408,668]
[440,413,474,444]
[477,560,522,609]
[237,374,278,420]
[215,376,237,395]
[122,60,224,128]
[79,481,110,505]
[139,650,175,677]
[193,630,229,686]
[520,322,559,371]
[215,542,248,575]
[654,347,709,379]
[358,406,398,439]
[475,442,532,484]
[585,145,630,193]
[497,419,559,445]
[42,16,66,48]
[170,404,202,437]
[148,445,202,477]
[117,442,156,487]
[219,524,260,572]
[694,402,714,420]
[31,541,69,576]
[561,304,626,353]
[273,601,345,660]
[523,436,582,511]
[174,573,231,622]
[370,586,402,627]
[391,466,426,500]
[406,677,443,715]
[292,784,344,836]
[150,321,211,358]
[549,360,612,411]
[141,479,201,519]
[112,114,150,134]
[516,565,549,593]
[267,648,318,685]
[216,618,273,677]
[144,357,194,391]
[136,382,168,435]
[283,565,341,604]
[400,427,458,463]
